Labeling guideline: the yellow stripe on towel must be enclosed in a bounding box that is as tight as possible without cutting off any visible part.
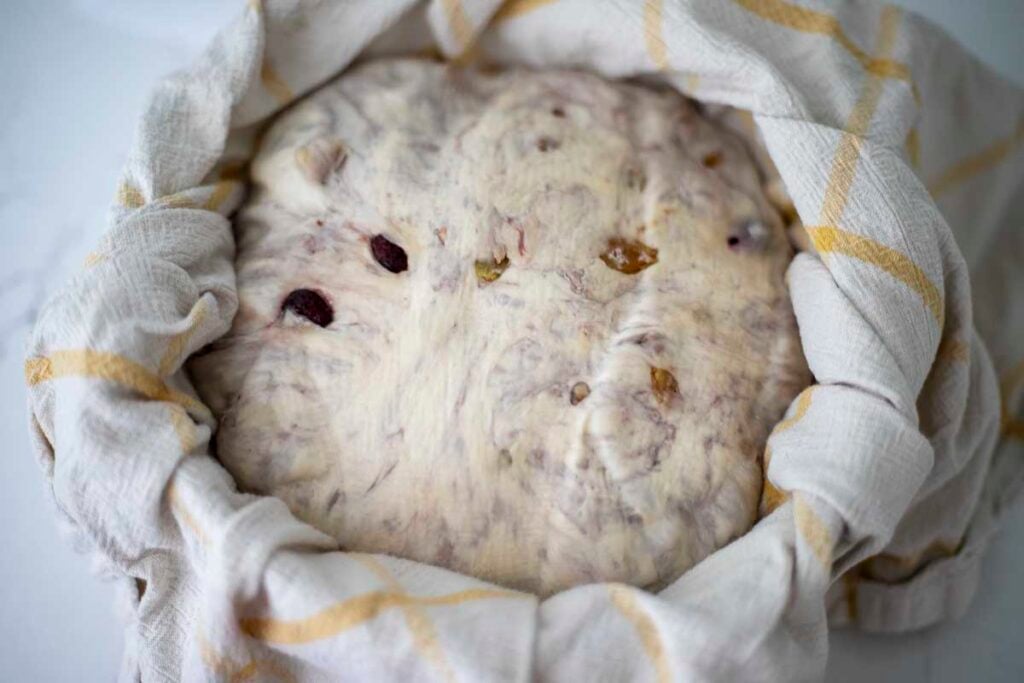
[643,0,670,70]
[795,494,833,567]
[441,0,475,55]
[761,387,815,515]
[806,226,943,324]
[116,181,145,208]
[350,554,456,683]
[240,588,525,644]
[928,119,1024,198]
[25,349,211,420]
[493,0,559,22]
[607,584,671,683]
[732,0,912,84]
[818,4,901,227]
[260,60,293,105]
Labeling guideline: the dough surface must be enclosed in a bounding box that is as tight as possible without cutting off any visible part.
[189,59,810,596]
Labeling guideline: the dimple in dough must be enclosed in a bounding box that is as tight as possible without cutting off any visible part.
[189,59,811,597]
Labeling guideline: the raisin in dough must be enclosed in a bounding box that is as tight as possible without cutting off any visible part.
[189,59,810,596]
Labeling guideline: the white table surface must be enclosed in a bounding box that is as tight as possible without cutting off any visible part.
[0,1,1020,680]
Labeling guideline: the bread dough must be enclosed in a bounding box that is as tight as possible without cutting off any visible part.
[189,59,810,596]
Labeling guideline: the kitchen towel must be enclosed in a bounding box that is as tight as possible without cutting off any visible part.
[25,1,1023,680]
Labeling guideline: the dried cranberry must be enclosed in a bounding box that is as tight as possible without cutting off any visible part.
[281,289,333,327]
[370,234,408,273]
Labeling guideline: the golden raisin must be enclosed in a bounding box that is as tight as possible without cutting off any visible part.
[474,255,510,284]
[570,382,591,405]
[701,151,722,168]
[600,238,658,274]
[650,366,679,405]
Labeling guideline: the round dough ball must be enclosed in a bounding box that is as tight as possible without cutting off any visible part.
[189,59,810,596]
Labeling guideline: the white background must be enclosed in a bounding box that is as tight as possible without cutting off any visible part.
[0,1,1020,680]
